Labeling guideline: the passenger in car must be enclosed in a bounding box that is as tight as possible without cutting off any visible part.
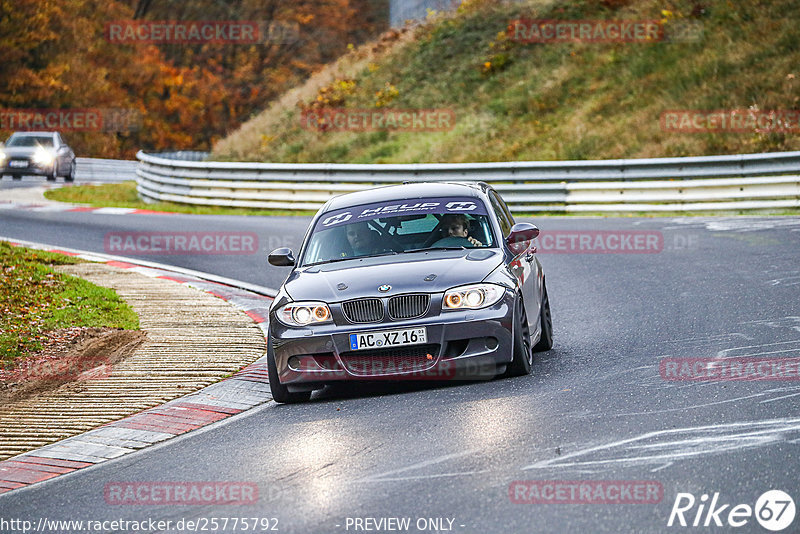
[440,214,483,246]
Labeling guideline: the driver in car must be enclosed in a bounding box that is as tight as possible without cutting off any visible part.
[438,213,483,247]
[345,222,388,256]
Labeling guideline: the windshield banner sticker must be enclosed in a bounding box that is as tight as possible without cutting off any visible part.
[319,197,487,228]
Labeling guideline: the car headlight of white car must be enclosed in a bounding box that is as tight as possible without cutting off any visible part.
[0,151,7,164]
[277,301,333,327]
[32,147,55,166]
[443,283,504,310]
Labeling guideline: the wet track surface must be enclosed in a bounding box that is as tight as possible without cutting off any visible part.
[1,181,799,533]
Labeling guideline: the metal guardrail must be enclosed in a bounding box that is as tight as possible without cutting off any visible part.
[136,150,800,212]
[144,151,210,162]
[76,157,138,183]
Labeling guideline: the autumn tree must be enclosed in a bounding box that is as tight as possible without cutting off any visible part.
[0,0,388,158]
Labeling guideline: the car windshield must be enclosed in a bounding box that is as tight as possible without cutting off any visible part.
[6,135,54,148]
[301,197,496,266]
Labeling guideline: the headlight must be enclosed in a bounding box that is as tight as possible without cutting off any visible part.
[277,301,333,327]
[33,147,55,166]
[443,283,504,310]
[0,151,6,163]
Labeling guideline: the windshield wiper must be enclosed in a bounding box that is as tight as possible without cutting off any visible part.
[359,250,399,259]
[304,250,398,266]
[304,257,353,266]
[403,246,466,253]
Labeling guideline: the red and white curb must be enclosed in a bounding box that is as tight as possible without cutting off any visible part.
[0,238,277,495]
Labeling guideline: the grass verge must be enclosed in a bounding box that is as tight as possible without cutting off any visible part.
[0,241,139,366]
[44,182,316,217]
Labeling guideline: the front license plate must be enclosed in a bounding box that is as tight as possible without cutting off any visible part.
[9,160,28,168]
[349,327,427,350]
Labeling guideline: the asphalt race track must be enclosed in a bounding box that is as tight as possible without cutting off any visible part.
[1,180,799,533]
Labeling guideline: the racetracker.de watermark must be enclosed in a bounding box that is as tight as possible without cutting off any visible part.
[536,231,663,253]
[104,482,258,505]
[0,357,111,382]
[289,355,498,381]
[105,20,299,44]
[104,232,258,255]
[660,357,800,381]
[0,108,141,132]
[300,108,456,132]
[509,19,663,43]
[661,109,800,133]
[509,480,663,504]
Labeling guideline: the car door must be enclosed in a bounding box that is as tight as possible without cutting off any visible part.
[54,133,71,171]
[489,190,541,334]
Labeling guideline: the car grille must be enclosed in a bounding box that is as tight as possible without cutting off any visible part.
[342,298,384,323]
[340,344,440,376]
[388,294,429,320]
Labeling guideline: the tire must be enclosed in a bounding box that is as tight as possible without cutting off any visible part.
[12,175,22,181]
[533,279,553,352]
[65,161,76,182]
[505,297,533,377]
[267,336,312,404]
[47,164,57,181]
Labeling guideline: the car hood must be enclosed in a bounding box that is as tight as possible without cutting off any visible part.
[2,147,38,158]
[284,249,504,303]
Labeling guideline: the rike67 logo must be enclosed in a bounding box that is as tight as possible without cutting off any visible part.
[668,490,795,531]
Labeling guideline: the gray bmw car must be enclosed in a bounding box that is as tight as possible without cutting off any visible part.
[267,182,552,403]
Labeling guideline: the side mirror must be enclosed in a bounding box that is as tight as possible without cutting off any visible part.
[268,247,295,267]
[506,223,539,255]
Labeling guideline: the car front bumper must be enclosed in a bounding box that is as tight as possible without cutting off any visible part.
[1,159,54,176]
[269,293,516,392]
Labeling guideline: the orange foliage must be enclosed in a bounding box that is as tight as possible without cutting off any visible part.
[0,0,387,157]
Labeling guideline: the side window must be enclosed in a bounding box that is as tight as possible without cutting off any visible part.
[498,192,515,226]
[488,192,512,236]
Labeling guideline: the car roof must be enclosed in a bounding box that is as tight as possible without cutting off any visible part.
[322,181,491,212]
[8,131,56,137]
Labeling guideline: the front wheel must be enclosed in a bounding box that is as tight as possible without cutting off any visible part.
[267,337,312,404]
[65,160,76,182]
[46,165,57,181]
[533,279,553,352]
[504,297,533,377]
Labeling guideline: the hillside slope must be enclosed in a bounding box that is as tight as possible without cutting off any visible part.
[212,0,800,163]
